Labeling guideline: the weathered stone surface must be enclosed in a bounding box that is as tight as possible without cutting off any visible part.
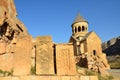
[13,36,32,75]
[0,42,6,54]
[39,76,51,80]
[89,76,98,80]
[61,76,70,80]
[0,53,13,71]
[0,0,31,76]
[20,76,36,80]
[56,43,76,75]
[51,76,61,80]
[80,76,89,80]
[0,77,11,80]
[70,76,80,80]
[12,77,19,80]
[0,0,28,37]
[0,76,99,80]
[36,36,54,75]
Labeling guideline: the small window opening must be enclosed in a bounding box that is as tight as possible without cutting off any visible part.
[78,26,81,32]
[86,27,87,31]
[82,26,85,31]
[93,50,96,56]
[75,27,77,33]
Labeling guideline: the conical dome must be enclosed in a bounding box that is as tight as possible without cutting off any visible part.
[72,13,88,26]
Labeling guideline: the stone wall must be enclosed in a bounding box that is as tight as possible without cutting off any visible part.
[86,32,102,55]
[0,75,98,80]
[0,35,32,75]
[0,35,99,79]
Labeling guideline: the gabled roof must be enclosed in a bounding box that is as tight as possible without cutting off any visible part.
[81,31,93,41]
[81,31,101,42]
[72,13,88,26]
[69,31,101,43]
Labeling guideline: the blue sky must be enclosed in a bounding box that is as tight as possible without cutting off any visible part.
[14,0,120,43]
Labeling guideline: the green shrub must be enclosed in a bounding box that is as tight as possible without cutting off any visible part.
[31,66,36,75]
[108,55,120,69]
[0,69,13,76]
[84,69,97,76]
[98,74,114,80]
[0,69,4,74]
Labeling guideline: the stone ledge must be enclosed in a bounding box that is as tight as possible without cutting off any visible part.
[0,75,98,80]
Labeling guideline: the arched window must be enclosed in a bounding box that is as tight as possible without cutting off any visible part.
[82,26,85,31]
[75,27,77,33]
[78,26,81,32]
[86,27,87,31]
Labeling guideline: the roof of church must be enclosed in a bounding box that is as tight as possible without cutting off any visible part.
[70,31,93,42]
[69,31,101,42]
[81,31,93,41]
[72,13,88,26]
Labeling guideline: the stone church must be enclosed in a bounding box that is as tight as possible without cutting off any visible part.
[69,13,110,71]
[0,0,109,79]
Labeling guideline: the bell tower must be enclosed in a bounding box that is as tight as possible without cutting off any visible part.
[71,13,88,40]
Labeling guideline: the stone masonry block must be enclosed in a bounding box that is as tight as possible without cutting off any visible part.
[80,76,89,80]
[39,76,51,80]
[70,76,80,80]
[13,36,32,75]
[0,43,6,54]
[20,75,36,80]
[12,77,20,80]
[36,36,54,75]
[0,53,14,71]
[89,76,98,80]
[51,76,61,80]
[56,44,76,75]
[61,76,71,80]
[0,77,12,80]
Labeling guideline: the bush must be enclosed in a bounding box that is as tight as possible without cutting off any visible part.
[31,66,36,75]
[84,69,96,76]
[98,74,114,80]
[0,69,13,76]
[108,55,120,69]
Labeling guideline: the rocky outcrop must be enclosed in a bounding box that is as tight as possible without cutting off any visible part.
[102,36,120,55]
[0,0,28,46]
[0,0,31,75]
